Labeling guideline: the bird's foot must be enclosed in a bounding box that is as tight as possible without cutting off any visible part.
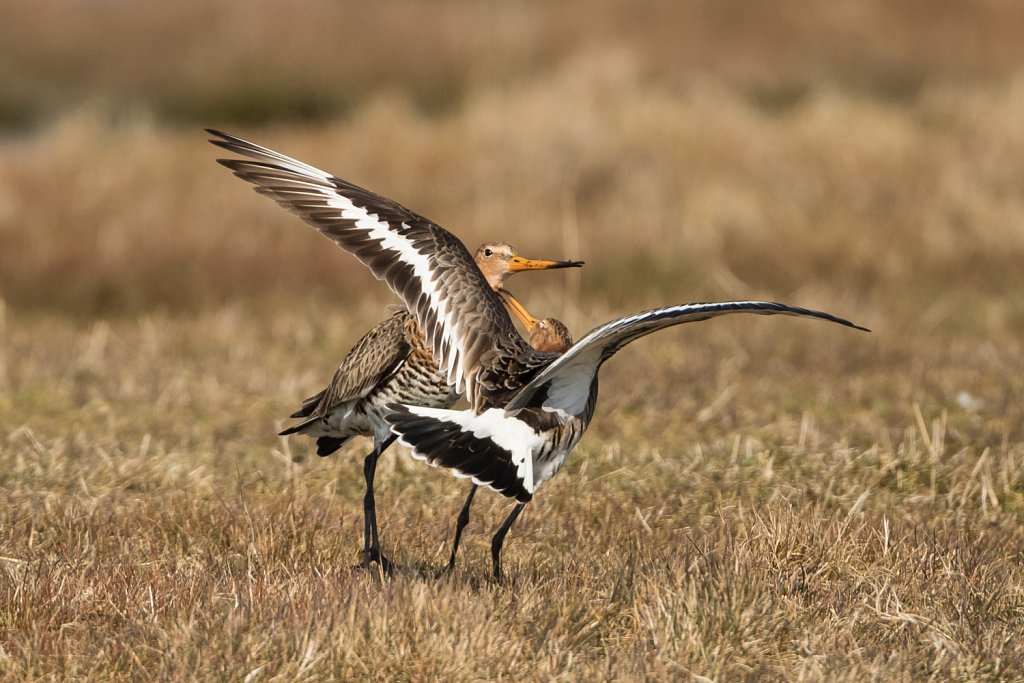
[434,560,457,581]
[355,549,395,577]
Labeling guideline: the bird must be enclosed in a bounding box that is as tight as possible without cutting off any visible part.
[279,243,582,574]
[207,128,870,579]
[437,289,575,577]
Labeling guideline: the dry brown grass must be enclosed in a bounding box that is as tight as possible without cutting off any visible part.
[1,302,1022,680]
[2,1,1024,680]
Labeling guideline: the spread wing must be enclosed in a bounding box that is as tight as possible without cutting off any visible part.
[505,301,869,417]
[208,129,524,404]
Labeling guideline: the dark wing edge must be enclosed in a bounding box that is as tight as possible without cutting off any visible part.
[505,301,869,415]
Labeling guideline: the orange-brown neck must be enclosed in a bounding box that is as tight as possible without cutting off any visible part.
[529,318,572,354]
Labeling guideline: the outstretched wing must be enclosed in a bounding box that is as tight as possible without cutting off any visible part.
[208,129,523,404]
[505,301,869,417]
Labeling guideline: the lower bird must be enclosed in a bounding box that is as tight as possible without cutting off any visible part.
[208,128,870,579]
[278,242,581,573]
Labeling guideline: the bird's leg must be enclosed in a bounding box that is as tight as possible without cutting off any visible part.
[436,484,477,579]
[361,435,396,575]
[491,503,525,581]
[360,451,381,571]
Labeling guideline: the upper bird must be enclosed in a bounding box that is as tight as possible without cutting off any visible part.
[208,129,869,578]
[279,242,581,573]
[283,241,580,456]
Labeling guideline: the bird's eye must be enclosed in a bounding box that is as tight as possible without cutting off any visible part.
[484,248,493,257]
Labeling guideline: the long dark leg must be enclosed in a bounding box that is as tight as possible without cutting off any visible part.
[437,484,477,578]
[361,434,396,574]
[491,503,525,581]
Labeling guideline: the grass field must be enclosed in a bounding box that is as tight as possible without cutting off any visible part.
[2,1,1024,680]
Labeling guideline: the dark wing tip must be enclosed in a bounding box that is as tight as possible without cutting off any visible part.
[206,128,232,141]
[823,311,870,333]
[761,301,869,333]
[206,129,272,161]
[316,436,347,457]
[206,129,237,150]
[384,404,533,502]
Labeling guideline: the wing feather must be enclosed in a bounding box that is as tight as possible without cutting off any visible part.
[505,301,869,417]
[315,312,412,414]
[208,129,523,403]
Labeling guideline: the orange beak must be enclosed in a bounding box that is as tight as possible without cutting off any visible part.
[506,256,584,272]
[498,289,541,330]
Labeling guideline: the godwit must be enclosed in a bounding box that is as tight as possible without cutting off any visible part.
[208,129,870,579]
[438,290,574,577]
[279,243,581,573]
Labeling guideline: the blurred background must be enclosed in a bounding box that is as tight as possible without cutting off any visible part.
[1,0,1022,328]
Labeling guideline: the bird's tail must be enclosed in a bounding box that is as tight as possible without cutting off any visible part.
[278,415,318,436]
[288,389,327,419]
[315,436,349,456]
[278,415,350,457]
